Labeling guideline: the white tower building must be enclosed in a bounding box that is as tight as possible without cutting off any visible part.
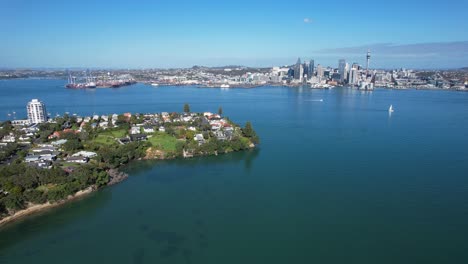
[27,99,47,124]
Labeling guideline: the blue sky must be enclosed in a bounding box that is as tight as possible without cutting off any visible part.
[1,0,467,69]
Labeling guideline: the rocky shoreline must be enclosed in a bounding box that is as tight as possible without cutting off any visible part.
[107,169,129,186]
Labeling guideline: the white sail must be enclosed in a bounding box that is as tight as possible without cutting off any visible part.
[388,105,394,112]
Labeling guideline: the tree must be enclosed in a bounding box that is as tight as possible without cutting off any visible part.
[183,103,190,113]
[243,121,260,144]
[63,138,83,152]
[243,121,255,137]
[218,106,223,116]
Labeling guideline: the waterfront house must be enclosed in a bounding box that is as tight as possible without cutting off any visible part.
[194,134,205,145]
[214,131,227,141]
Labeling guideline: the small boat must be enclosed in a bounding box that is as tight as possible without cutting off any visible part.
[151,83,159,87]
[388,105,394,113]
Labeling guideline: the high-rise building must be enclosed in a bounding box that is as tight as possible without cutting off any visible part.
[27,99,47,124]
[308,60,314,79]
[316,64,323,78]
[299,64,304,82]
[349,68,358,85]
[338,59,347,83]
[294,58,302,80]
[303,62,309,80]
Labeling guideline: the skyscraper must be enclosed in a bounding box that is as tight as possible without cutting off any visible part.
[308,60,314,79]
[27,99,47,124]
[294,58,302,80]
[349,68,358,85]
[338,59,347,83]
[316,64,323,79]
[303,62,309,80]
[299,64,304,82]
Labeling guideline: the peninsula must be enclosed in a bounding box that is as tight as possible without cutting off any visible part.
[0,103,259,225]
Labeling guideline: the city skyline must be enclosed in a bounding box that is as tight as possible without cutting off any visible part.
[1,0,468,69]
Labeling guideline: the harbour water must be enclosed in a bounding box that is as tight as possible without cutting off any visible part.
[1,79,468,263]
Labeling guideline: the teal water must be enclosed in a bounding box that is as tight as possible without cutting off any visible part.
[1,79,468,263]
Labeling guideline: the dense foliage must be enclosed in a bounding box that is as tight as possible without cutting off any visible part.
[0,163,107,215]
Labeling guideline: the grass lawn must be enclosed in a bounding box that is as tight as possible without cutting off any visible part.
[100,129,127,138]
[148,132,179,152]
[92,135,117,145]
[91,128,128,146]
[37,184,56,192]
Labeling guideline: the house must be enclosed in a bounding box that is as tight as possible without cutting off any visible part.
[62,121,72,129]
[65,156,89,163]
[130,126,140,135]
[19,135,31,141]
[143,125,155,133]
[11,119,29,126]
[123,113,132,119]
[188,126,197,131]
[159,126,166,132]
[25,155,41,163]
[118,137,131,145]
[51,139,68,146]
[214,131,227,141]
[32,146,56,153]
[130,134,147,142]
[99,121,109,129]
[39,154,57,161]
[48,129,78,139]
[194,134,205,145]
[72,151,97,158]
[210,123,221,131]
[1,134,15,143]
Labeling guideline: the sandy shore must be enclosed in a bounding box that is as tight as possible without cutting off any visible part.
[0,186,95,227]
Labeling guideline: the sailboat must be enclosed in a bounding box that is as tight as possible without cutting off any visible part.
[388,105,394,113]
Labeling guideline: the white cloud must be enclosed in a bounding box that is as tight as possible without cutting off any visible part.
[303,18,311,23]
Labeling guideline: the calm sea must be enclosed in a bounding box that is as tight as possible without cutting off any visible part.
[1,79,468,263]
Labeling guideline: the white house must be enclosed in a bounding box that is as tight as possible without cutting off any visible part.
[143,126,155,133]
[130,126,140,135]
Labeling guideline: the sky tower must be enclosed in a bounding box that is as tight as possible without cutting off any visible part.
[366,49,371,76]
